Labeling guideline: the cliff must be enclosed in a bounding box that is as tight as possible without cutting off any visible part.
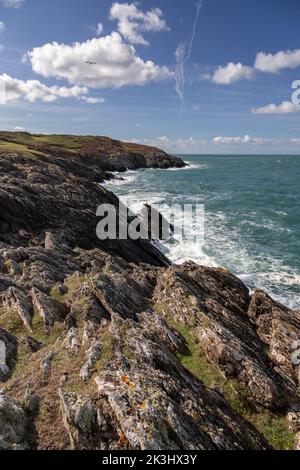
[0,134,299,451]
[0,131,185,172]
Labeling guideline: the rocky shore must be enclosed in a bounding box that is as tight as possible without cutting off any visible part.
[0,132,299,450]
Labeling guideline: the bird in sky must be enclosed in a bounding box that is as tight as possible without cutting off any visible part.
[85,61,96,65]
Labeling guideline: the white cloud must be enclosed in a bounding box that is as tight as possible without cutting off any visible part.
[255,49,300,74]
[14,126,25,131]
[213,135,267,145]
[0,73,102,104]
[2,0,24,7]
[211,48,300,87]
[96,22,103,36]
[212,62,255,85]
[110,2,169,46]
[26,32,172,89]
[80,96,104,104]
[252,101,300,114]
[129,136,206,150]
[0,21,5,33]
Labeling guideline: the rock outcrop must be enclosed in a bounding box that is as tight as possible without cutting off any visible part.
[0,134,299,451]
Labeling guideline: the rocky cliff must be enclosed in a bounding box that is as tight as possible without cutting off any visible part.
[0,133,299,451]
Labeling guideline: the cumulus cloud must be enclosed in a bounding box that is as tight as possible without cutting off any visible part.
[26,32,172,89]
[0,21,5,33]
[213,135,267,145]
[2,0,24,7]
[0,73,103,104]
[211,47,300,87]
[252,101,300,114]
[110,2,169,46]
[255,49,300,74]
[212,62,255,85]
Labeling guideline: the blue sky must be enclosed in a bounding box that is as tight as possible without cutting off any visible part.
[0,0,300,153]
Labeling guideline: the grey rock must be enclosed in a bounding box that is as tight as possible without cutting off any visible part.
[0,393,28,450]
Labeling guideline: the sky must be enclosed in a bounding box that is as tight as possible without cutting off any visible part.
[0,0,300,154]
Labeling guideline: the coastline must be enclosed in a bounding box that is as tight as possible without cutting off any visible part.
[0,133,299,451]
[106,154,300,310]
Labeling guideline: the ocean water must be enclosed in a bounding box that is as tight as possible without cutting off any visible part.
[104,155,300,309]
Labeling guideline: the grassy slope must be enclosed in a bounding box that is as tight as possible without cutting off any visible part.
[0,131,164,157]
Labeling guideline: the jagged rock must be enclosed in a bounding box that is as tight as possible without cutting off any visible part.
[23,383,40,416]
[94,314,270,450]
[64,313,77,330]
[80,341,101,383]
[248,290,300,399]
[287,406,300,433]
[0,136,299,450]
[4,287,33,331]
[23,336,44,353]
[41,352,56,377]
[0,328,18,382]
[60,372,69,386]
[59,389,100,450]
[153,263,291,409]
[0,392,28,450]
[0,256,6,273]
[44,232,61,251]
[31,287,64,331]
[137,204,174,241]
[0,139,173,267]
[64,327,81,354]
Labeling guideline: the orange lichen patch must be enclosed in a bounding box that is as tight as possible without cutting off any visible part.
[118,430,127,445]
[138,402,147,410]
[121,375,136,389]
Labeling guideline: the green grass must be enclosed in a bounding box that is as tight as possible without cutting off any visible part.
[50,274,86,304]
[0,140,43,156]
[0,130,162,160]
[0,306,24,336]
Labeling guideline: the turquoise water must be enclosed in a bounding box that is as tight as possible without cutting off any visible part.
[105,155,300,309]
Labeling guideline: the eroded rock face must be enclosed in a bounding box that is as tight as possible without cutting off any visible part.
[0,144,299,450]
[94,313,270,450]
[59,389,100,450]
[153,263,298,410]
[248,290,300,400]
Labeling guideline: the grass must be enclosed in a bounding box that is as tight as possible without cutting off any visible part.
[0,139,47,157]
[50,274,86,304]
[0,130,163,160]
[0,306,24,336]
[154,302,295,451]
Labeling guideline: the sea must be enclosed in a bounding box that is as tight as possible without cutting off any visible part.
[104,154,300,310]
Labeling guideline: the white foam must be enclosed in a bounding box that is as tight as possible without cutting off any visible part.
[104,161,300,310]
[168,162,209,171]
[103,170,138,187]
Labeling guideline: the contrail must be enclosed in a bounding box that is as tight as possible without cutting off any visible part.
[175,0,203,114]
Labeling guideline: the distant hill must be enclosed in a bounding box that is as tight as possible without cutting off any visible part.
[0,131,185,172]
